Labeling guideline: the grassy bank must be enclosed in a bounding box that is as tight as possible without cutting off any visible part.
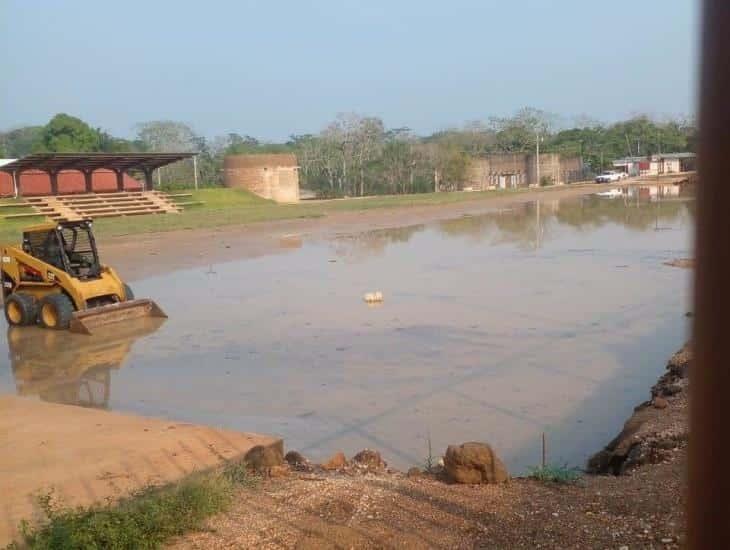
[8,462,257,550]
[0,185,593,243]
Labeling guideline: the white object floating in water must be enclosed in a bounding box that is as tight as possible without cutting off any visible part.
[363,291,384,303]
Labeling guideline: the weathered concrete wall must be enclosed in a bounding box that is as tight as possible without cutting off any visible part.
[272,166,300,203]
[466,153,583,190]
[466,154,529,190]
[558,156,584,184]
[224,154,300,203]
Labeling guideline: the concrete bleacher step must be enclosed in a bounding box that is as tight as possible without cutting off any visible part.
[7,191,185,220]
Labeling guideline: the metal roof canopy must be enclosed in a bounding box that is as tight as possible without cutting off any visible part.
[0,152,194,175]
[0,152,196,196]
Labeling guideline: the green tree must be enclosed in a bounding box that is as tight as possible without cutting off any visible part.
[34,113,102,152]
[0,126,44,157]
[98,131,145,153]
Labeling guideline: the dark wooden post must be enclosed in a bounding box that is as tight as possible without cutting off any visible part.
[690,1,730,548]
[115,170,125,192]
[83,170,94,193]
[143,168,153,192]
[49,171,59,195]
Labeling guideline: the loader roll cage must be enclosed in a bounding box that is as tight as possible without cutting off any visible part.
[23,220,102,280]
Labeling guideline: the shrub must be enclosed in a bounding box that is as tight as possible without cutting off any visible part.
[528,464,582,484]
[12,474,235,549]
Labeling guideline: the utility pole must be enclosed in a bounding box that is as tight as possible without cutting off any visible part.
[536,132,541,187]
[579,140,584,179]
[193,155,199,190]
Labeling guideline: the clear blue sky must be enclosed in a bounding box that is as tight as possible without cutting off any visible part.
[1,0,699,141]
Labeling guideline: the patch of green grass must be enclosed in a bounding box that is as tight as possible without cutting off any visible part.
[9,459,259,550]
[222,459,261,488]
[527,464,583,484]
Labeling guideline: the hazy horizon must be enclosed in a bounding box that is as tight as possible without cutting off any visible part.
[1,0,699,140]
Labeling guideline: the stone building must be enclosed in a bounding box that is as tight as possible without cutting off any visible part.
[465,153,584,190]
[223,154,300,203]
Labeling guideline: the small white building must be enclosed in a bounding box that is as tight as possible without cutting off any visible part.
[613,152,695,176]
[649,153,696,175]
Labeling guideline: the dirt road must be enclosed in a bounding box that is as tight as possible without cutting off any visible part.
[103,185,605,280]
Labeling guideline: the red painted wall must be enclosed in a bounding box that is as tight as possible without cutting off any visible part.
[0,170,142,197]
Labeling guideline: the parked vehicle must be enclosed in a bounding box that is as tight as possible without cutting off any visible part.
[595,171,623,183]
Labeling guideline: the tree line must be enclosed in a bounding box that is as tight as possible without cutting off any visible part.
[0,109,696,196]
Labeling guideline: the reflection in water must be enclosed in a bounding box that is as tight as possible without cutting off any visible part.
[327,191,695,258]
[332,226,424,261]
[8,318,164,408]
[441,196,693,247]
[0,194,694,472]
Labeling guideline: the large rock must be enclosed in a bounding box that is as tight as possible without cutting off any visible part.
[443,442,508,484]
[285,450,306,467]
[352,449,386,472]
[285,450,313,472]
[653,397,669,409]
[321,451,347,471]
[244,444,283,474]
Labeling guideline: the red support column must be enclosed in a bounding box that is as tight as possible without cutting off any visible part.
[49,171,59,195]
[115,170,125,192]
[83,170,94,193]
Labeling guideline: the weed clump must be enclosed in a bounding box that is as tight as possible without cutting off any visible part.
[10,466,255,550]
[528,464,582,484]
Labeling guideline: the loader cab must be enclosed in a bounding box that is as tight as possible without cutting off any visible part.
[23,220,102,280]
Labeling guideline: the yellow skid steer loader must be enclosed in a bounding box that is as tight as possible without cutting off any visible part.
[1,219,166,334]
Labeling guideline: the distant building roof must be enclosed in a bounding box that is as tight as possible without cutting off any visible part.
[614,152,696,165]
[653,152,696,159]
[0,152,195,175]
[0,159,17,168]
[613,156,647,165]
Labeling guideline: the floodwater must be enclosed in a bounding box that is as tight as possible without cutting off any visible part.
[0,194,694,473]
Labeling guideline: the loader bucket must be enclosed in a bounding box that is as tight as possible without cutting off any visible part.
[69,299,167,335]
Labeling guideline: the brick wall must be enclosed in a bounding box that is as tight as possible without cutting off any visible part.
[223,154,300,203]
[0,170,142,197]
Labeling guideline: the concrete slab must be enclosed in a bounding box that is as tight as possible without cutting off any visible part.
[0,395,282,546]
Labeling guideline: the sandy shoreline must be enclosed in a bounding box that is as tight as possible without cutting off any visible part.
[0,396,282,547]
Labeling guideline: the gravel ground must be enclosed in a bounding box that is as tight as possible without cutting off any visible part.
[170,346,690,549]
[170,451,685,549]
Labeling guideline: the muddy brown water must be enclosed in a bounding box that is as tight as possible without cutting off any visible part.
[0,195,693,473]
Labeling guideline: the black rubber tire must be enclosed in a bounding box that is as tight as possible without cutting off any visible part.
[4,293,38,326]
[123,283,134,301]
[39,294,74,330]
